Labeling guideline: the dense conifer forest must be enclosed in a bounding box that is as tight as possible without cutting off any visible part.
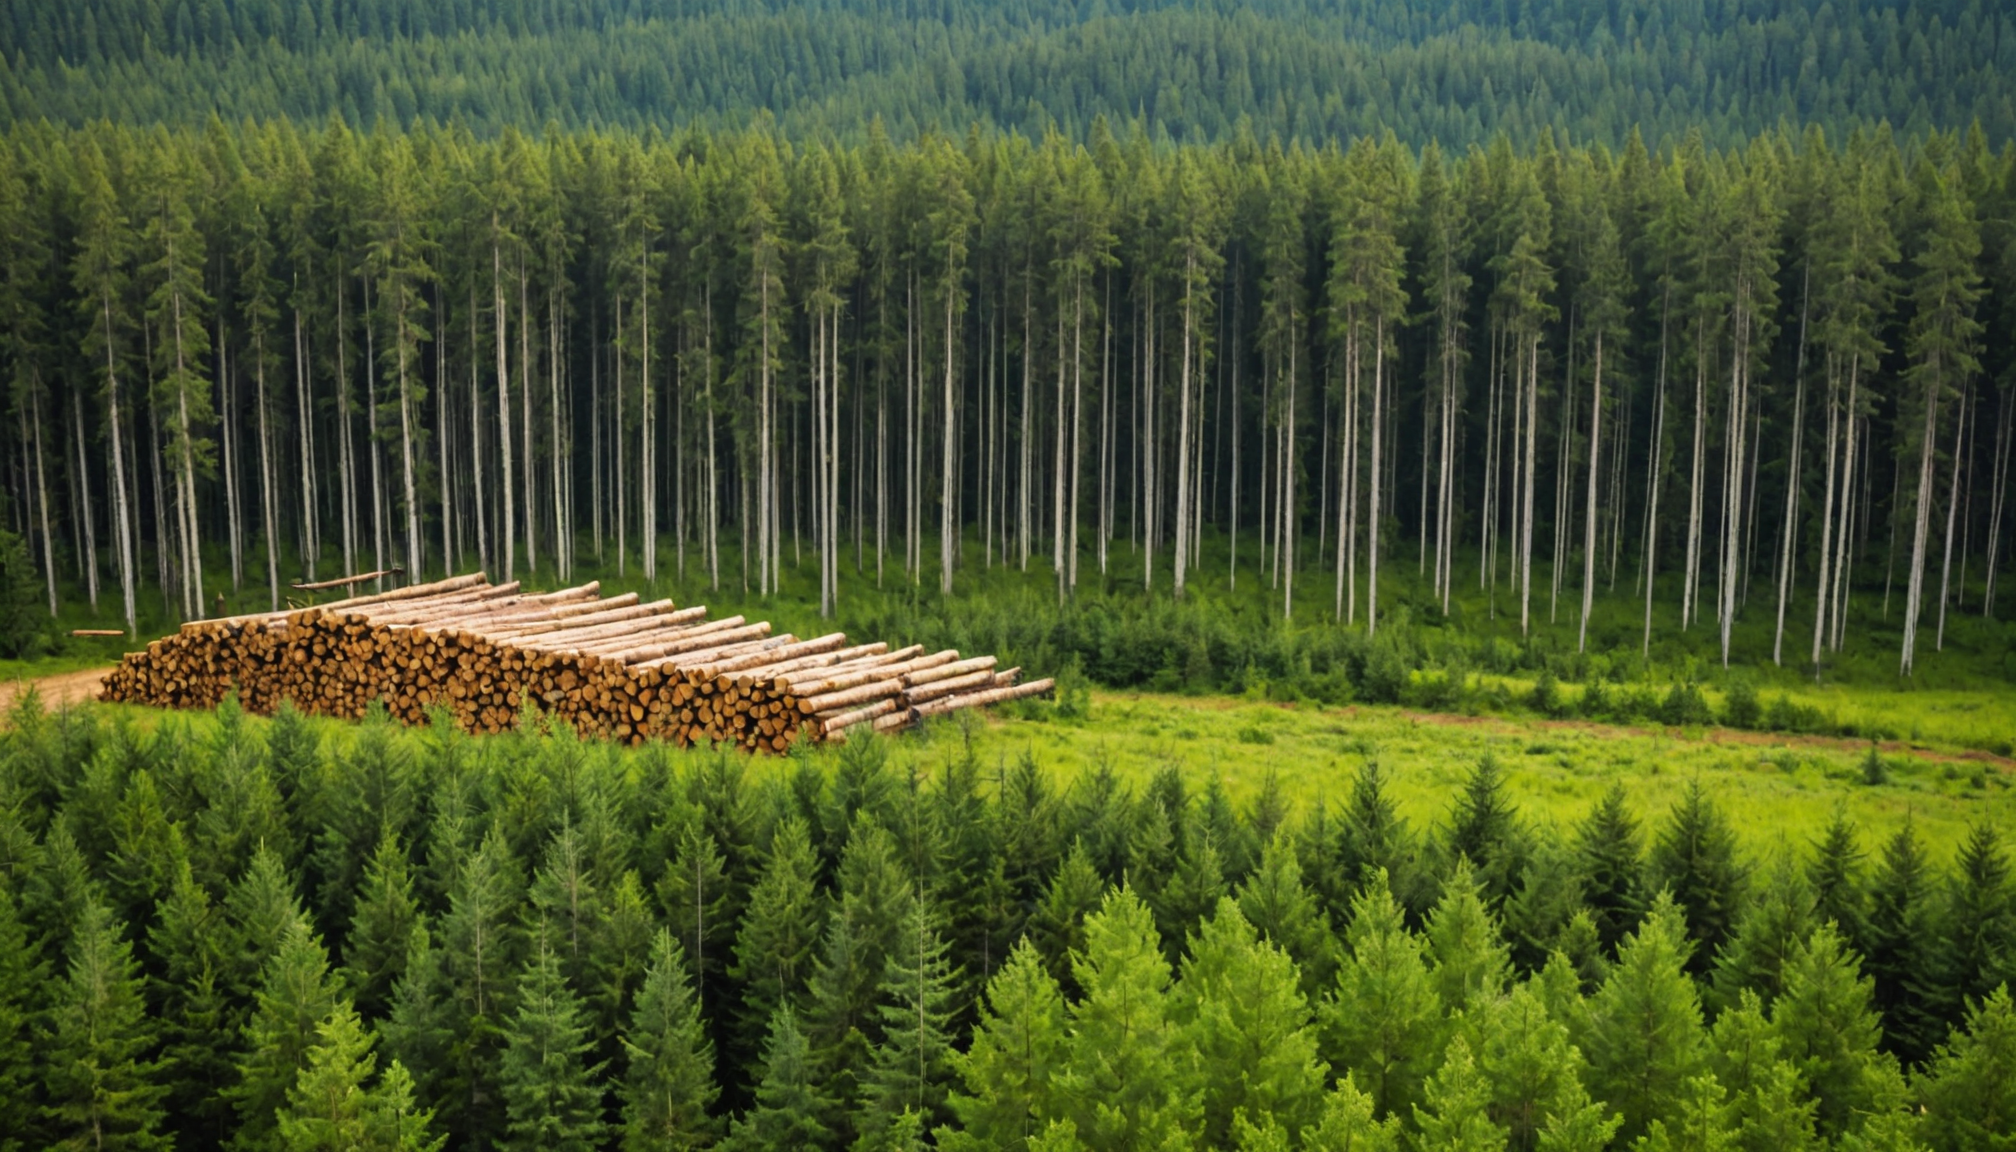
[3,0,2015,146]
[0,118,2012,682]
[0,698,2011,1152]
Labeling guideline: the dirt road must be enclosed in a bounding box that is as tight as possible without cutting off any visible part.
[0,667,110,710]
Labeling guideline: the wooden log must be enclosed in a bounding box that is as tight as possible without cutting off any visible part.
[71,628,125,637]
[903,667,998,705]
[817,698,899,734]
[901,655,996,688]
[800,678,902,714]
[912,678,1055,718]
[290,567,405,591]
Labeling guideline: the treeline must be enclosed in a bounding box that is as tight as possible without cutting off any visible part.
[0,697,2011,1151]
[3,0,2015,146]
[2,119,2015,677]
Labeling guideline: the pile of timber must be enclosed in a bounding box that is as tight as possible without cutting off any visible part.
[96,573,1053,752]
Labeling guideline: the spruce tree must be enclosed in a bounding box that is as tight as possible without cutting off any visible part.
[1581,893,1710,1141]
[0,885,40,1151]
[149,858,236,1152]
[275,999,444,1152]
[1628,1075,1734,1152]
[1470,984,1589,1152]
[223,844,307,1004]
[1446,757,1526,902]
[656,824,734,1022]
[378,924,453,1124]
[345,831,421,1019]
[1708,851,1816,1012]
[231,916,345,1152]
[856,900,961,1144]
[943,939,1069,1152]
[1413,1035,1509,1152]
[1426,860,1513,1015]
[41,900,168,1152]
[1172,898,1327,1144]
[1303,1075,1400,1152]
[436,826,524,1147]
[620,928,718,1152]
[1153,834,1226,956]
[1027,840,1104,992]
[1236,831,1336,998]
[1051,885,1201,1151]
[1940,823,2015,1016]
[1339,762,1417,914]
[1502,838,1591,976]
[1321,867,1442,1121]
[729,816,824,1069]
[1806,810,1867,950]
[1862,821,1945,1063]
[1708,992,1818,1152]
[1916,984,2016,1152]
[1573,784,1645,954]
[723,1007,832,1152]
[500,936,606,1152]
[1648,782,1747,973]
[1769,923,1894,1139]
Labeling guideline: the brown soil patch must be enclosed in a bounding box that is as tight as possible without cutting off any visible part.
[0,667,111,711]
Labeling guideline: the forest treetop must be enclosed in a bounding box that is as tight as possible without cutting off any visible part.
[2,0,2013,147]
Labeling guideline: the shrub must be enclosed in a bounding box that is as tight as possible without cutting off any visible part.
[1721,679,1761,729]
[1529,669,1559,716]
[1659,682,1714,726]
[1861,742,1889,786]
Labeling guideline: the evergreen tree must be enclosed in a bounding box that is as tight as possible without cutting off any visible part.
[1413,1035,1508,1152]
[1807,811,1867,951]
[41,900,168,1152]
[436,826,524,1147]
[1321,867,1442,1120]
[620,929,719,1152]
[1708,992,1818,1152]
[0,885,40,1151]
[1647,782,1747,973]
[1469,984,1589,1152]
[1302,1075,1400,1152]
[1572,784,1644,954]
[855,900,961,1144]
[657,824,735,1023]
[1581,893,1709,1141]
[1628,1075,1734,1152]
[1237,832,1336,999]
[500,936,606,1152]
[1426,860,1513,1015]
[1153,834,1226,957]
[723,1007,832,1152]
[1172,898,1327,1144]
[1051,885,1201,1151]
[275,999,444,1152]
[1503,838,1591,976]
[1708,852,1816,1012]
[1446,757,1526,902]
[1940,824,2015,1017]
[1862,821,1945,1064]
[345,831,421,1019]
[729,816,824,1068]
[1027,840,1104,992]
[944,939,1069,1152]
[1770,923,1896,1140]
[147,856,235,1151]
[231,916,345,1152]
[1916,984,2016,1152]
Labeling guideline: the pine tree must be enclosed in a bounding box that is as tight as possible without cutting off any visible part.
[1051,885,1201,1151]
[223,843,306,1005]
[1503,838,1592,976]
[231,916,345,1152]
[1302,1075,1400,1152]
[436,826,524,1147]
[1321,867,1442,1120]
[41,900,168,1152]
[1628,1075,1734,1152]
[148,858,236,1152]
[1413,1035,1509,1152]
[1581,893,1710,1141]
[1426,860,1513,1015]
[500,935,606,1152]
[723,1007,832,1152]
[1916,984,2016,1152]
[1446,757,1527,902]
[1171,898,1327,1144]
[943,939,1069,1152]
[656,824,734,1022]
[1647,782,1747,972]
[620,928,718,1152]
[1573,784,1645,954]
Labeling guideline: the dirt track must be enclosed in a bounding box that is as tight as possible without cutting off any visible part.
[0,667,110,710]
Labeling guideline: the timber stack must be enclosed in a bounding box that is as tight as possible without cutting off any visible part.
[96,572,1052,752]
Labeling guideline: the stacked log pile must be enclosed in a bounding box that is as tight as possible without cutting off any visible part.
[97,573,1053,751]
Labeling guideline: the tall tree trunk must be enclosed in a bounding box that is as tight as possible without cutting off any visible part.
[1580,330,1604,652]
[494,239,516,580]
[1936,381,1969,650]
[102,298,137,635]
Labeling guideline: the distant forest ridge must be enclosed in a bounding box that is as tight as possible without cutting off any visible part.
[3,0,2014,146]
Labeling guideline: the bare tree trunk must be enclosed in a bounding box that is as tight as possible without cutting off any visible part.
[1280,328,1297,618]
[1984,385,2013,617]
[220,313,241,591]
[27,385,55,614]
[1519,334,1539,636]
[641,249,655,584]
[365,283,386,590]
[1831,362,1863,652]
[1682,332,1707,630]
[494,241,516,581]
[941,262,958,598]
[469,284,489,575]
[437,293,452,576]
[1580,331,1604,652]
[1368,319,1387,634]
[397,302,421,582]
[551,288,566,580]
[102,299,138,635]
[295,305,319,582]
[1901,374,1943,674]
[1936,381,1969,650]
[1775,271,1811,665]
[1174,256,1195,599]
[613,295,625,577]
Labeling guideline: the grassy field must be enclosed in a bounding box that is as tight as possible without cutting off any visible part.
[902,689,2015,865]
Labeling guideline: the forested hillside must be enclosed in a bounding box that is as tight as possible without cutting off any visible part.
[1,0,2013,145]
[0,699,2012,1152]
[1,120,2012,681]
